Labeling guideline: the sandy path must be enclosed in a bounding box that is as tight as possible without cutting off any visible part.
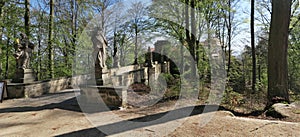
[0,89,299,137]
[0,90,94,136]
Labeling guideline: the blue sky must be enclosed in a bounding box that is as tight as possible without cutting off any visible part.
[29,0,253,55]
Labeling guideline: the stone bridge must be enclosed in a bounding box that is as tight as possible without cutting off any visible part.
[5,40,173,108]
[5,63,167,108]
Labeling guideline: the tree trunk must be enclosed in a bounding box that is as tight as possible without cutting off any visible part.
[48,0,54,78]
[134,24,138,65]
[119,34,125,66]
[251,0,256,92]
[0,35,2,79]
[5,38,9,79]
[258,64,261,82]
[267,0,291,107]
[183,0,190,73]
[185,0,197,76]
[185,0,190,44]
[0,2,3,79]
[38,32,42,80]
[190,0,196,76]
[227,0,232,77]
[37,11,44,80]
[71,0,77,55]
[25,0,30,36]
[113,31,119,67]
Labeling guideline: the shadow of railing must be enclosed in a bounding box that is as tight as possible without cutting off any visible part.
[0,97,82,113]
[0,91,120,114]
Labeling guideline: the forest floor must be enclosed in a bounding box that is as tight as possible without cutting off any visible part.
[0,89,299,137]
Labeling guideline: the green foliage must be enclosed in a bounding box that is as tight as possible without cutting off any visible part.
[153,73,181,99]
[290,90,300,102]
[228,55,245,93]
[289,23,300,95]
[106,56,113,69]
[197,44,210,83]
[222,88,245,108]
[162,73,180,86]
[287,4,300,100]
[0,1,24,80]
[239,36,268,93]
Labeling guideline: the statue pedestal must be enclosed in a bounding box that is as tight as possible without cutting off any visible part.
[94,68,111,86]
[12,69,37,83]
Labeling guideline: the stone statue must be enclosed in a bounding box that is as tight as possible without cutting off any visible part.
[14,33,35,69]
[91,29,107,69]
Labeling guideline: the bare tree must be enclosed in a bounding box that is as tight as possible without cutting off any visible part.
[127,1,148,65]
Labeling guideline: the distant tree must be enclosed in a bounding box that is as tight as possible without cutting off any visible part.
[47,0,54,78]
[127,1,148,65]
[0,1,4,79]
[224,0,240,78]
[241,45,252,88]
[25,0,30,36]
[1,1,24,79]
[251,0,256,92]
[256,34,268,86]
[226,0,233,76]
[255,0,271,32]
[287,0,300,96]
[267,0,291,106]
[288,30,300,93]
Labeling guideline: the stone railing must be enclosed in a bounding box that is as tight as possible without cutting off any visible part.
[5,64,165,108]
[100,65,147,86]
[6,75,88,98]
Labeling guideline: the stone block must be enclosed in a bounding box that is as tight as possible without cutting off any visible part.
[12,69,37,83]
[80,85,127,108]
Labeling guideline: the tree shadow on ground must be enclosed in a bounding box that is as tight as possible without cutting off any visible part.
[0,91,266,136]
[0,93,119,114]
[56,103,267,137]
[0,97,82,113]
[57,105,229,136]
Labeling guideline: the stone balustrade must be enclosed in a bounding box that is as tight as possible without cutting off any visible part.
[5,64,165,108]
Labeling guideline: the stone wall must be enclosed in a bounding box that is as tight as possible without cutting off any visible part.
[5,65,147,99]
[76,65,147,107]
[97,65,146,86]
[5,64,164,108]
[79,86,127,108]
[77,65,161,108]
[6,75,88,98]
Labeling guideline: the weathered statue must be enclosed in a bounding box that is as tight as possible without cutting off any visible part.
[91,29,107,69]
[14,33,35,69]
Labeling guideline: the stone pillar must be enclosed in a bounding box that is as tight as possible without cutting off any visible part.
[12,69,37,83]
[94,65,103,85]
[95,67,111,86]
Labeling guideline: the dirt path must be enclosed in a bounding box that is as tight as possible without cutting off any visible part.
[0,89,299,137]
